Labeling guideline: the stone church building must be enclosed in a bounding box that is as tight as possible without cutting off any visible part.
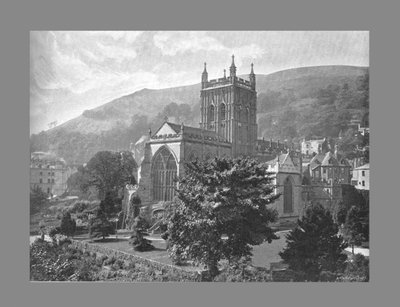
[132,56,303,224]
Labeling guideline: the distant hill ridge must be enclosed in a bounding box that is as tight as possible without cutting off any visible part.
[31,65,368,164]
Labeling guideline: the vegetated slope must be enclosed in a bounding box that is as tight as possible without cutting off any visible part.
[30,65,368,164]
[256,65,368,140]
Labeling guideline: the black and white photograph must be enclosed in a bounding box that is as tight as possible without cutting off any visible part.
[29,31,369,282]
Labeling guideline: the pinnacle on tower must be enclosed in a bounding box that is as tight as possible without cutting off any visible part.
[249,62,256,90]
[230,54,236,77]
[201,62,208,88]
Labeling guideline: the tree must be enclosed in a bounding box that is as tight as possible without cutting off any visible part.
[66,165,92,196]
[344,202,369,254]
[279,204,348,281]
[88,209,115,240]
[335,83,355,109]
[167,157,280,277]
[129,216,154,251]
[85,151,137,200]
[30,186,48,215]
[99,191,116,217]
[357,71,369,109]
[336,187,369,253]
[60,212,76,237]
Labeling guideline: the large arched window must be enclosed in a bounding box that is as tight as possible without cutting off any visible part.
[283,176,294,213]
[152,147,177,201]
[209,105,215,122]
[220,103,226,120]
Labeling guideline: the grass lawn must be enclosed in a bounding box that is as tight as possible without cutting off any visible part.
[74,230,289,271]
[251,231,288,268]
[74,232,182,268]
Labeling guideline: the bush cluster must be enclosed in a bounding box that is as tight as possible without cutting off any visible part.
[30,239,100,281]
[30,239,199,282]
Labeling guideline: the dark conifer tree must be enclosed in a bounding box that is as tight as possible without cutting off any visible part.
[279,204,348,281]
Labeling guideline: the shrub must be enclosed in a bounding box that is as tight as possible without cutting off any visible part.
[338,254,369,282]
[89,209,116,240]
[104,256,116,266]
[213,258,271,282]
[112,259,125,271]
[47,226,60,243]
[60,212,76,237]
[129,216,154,251]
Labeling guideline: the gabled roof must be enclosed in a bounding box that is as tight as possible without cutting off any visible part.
[152,122,181,136]
[355,163,369,170]
[266,153,288,166]
[266,152,299,173]
[309,153,325,170]
[321,152,339,166]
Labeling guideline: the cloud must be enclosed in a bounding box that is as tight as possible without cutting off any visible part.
[74,31,144,44]
[152,31,265,72]
[153,31,227,56]
[95,42,138,62]
[31,31,143,96]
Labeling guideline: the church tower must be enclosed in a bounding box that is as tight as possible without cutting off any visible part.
[200,56,258,157]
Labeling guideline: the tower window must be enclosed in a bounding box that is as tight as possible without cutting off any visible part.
[220,103,226,120]
[209,105,215,122]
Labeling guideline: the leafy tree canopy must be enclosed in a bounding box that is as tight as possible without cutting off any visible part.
[30,186,48,215]
[82,151,137,200]
[167,157,280,277]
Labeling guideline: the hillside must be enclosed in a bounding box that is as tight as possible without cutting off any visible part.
[30,65,369,164]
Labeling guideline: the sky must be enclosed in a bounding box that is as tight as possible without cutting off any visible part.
[30,31,369,134]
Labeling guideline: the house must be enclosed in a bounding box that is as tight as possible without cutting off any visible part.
[352,163,370,190]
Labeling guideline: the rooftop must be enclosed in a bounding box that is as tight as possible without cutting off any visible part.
[354,163,370,170]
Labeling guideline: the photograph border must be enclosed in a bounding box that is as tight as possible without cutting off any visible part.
[0,0,397,306]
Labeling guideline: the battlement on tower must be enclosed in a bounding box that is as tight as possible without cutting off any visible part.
[204,76,253,90]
